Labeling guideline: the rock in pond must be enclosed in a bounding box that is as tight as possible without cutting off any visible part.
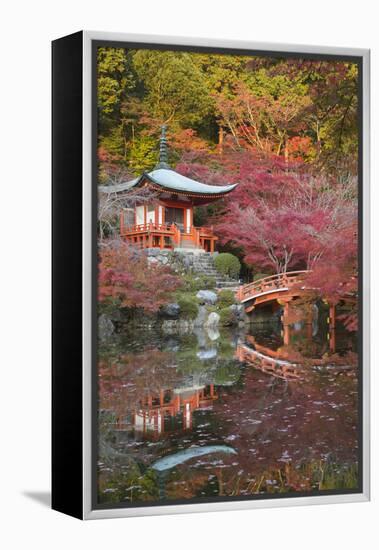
[229,304,247,326]
[98,313,115,341]
[194,305,207,327]
[196,290,218,305]
[160,302,181,319]
[205,311,220,327]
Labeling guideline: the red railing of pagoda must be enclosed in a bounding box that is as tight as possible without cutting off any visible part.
[121,222,217,250]
[122,222,175,234]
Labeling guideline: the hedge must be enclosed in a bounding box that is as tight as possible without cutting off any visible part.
[214,253,241,279]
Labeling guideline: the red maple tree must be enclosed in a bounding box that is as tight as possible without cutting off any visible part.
[98,239,182,312]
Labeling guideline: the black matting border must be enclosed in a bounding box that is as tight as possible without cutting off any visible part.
[52,31,84,519]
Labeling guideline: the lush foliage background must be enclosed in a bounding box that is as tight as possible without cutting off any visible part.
[98,48,358,175]
[98,47,359,322]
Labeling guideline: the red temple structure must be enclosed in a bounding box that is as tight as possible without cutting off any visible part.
[99,126,237,253]
[132,385,217,438]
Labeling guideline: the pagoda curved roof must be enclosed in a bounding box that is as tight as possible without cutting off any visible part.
[99,168,237,196]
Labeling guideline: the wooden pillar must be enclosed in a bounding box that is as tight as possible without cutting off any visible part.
[155,205,159,227]
[282,301,290,326]
[329,304,336,329]
[148,222,153,247]
[218,125,224,154]
[329,328,336,353]
[210,384,214,397]
[175,395,180,413]
[160,235,164,249]
[283,323,290,346]
[210,239,215,253]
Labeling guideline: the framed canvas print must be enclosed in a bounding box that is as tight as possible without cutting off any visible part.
[52,31,370,520]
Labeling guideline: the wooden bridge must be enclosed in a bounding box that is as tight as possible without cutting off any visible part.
[235,343,303,381]
[236,271,311,313]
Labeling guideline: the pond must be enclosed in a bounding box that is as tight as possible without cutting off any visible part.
[97,316,359,506]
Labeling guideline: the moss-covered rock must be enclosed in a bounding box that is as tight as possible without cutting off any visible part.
[217,289,236,308]
[177,295,199,319]
[219,306,237,326]
[182,273,216,292]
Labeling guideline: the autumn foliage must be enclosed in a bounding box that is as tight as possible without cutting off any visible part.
[98,240,182,312]
[97,49,359,330]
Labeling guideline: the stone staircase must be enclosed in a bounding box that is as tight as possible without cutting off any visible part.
[191,253,239,288]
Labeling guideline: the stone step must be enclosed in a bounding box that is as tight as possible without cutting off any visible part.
[190,252,239,287]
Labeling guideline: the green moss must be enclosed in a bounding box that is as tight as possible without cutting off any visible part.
[218,289,236,308]
[219,306,237,326]
[182,273,216,292]
[177,295,199,319]
[214,253,241,279]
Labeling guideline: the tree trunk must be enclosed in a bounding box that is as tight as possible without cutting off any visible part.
[218,125,224,154]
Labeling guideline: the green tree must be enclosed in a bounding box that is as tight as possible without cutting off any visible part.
[131,50,212,127]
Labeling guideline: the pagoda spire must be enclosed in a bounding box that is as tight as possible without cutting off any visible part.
[155,125,170,169]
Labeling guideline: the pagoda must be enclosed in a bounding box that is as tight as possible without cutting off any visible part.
[99,126,237,253]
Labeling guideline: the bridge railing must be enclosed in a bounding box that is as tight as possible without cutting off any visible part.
[237,270,310,302]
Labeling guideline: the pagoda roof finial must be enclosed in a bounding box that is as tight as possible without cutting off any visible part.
[156,125,171,169]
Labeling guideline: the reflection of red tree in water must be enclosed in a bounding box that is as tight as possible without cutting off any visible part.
[99,350,217,438]
[210,363,358,493]
[99,342,358,500]
[99,349,180,419]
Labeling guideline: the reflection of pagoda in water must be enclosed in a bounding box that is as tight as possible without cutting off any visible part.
[117,384,217,438]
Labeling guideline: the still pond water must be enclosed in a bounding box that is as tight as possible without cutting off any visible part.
[97,317,359,506]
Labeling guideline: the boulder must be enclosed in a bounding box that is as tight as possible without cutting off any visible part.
[228,304,247,327]
[206,327,220,341]
[194,305,207,327]
[160,303,181,319]
[98,313,115,341]
[196,290,218,305]
[229,304,247,322]
[205,311,220,328]
[197,348,217,360]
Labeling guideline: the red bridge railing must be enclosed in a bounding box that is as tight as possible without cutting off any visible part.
[236,270,310,303]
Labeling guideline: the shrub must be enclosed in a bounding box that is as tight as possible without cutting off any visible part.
[197,274,216,290]
[98,239,182,313]
[214,253,241,279]
[218,289,236,308]
[177,295,199,319]
[219,306,236,326]
[182,273,216,292]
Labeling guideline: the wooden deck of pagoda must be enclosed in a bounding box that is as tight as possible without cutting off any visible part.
[120,221,218,252]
